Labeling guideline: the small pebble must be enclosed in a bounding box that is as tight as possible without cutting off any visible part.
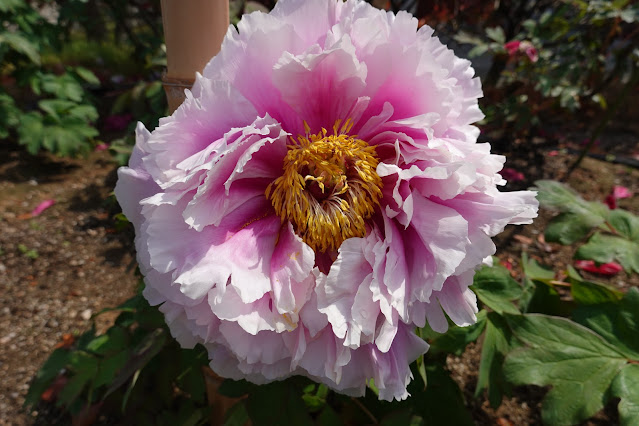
[80,309,92,321]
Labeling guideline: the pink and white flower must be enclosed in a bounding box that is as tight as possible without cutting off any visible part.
[116,0,538,400]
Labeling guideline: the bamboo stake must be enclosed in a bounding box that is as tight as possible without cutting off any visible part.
[160,0,229,113]
[159,3,237,425]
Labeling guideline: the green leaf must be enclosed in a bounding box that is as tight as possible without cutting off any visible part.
[102,328,167,401]
[24,348,70,409]
[422,310,487,356]
[224,400,250,426]
[301,383,328,413]
[534,180,609,225]
[522,252,555,282]
[486,27,506,44]
[568,266,622,305]
[57,351,99,407]
[577,233,639,274]
[40,74,85,102]
[545,212,595,244]
[0,32,40,64]
[246,381,313,426]
[73,67,100,86]
[17,112,45,154]
[475,313,512,408]
[573,288,639,360]
[416,364,473,426]
[472,265,523,314]
[611,364,639,426]
[93,351,129,389]
[504,314,628,425]
[609,209,639,242]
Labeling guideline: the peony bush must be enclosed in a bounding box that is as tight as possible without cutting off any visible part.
[115,0,537,400]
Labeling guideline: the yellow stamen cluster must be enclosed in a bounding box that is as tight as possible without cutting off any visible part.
[266,119,382,252]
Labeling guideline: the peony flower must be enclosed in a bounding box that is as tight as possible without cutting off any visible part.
[115,0,538,400]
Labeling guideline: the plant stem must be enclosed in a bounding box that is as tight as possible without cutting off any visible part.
[351,397,378,424]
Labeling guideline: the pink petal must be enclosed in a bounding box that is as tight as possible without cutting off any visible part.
[504,40,521,55]
[575,260,623,276]
[31,199,55,216]
[613,185,632,199]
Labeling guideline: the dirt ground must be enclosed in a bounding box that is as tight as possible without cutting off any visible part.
[0,126,638,425]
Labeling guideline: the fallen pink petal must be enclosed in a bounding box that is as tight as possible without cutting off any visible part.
[94,143,109,152]
[612,185,632,199]
[575,260,623,276]
[30,200,55,217]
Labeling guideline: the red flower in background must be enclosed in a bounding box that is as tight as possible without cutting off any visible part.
[505,40,538,63]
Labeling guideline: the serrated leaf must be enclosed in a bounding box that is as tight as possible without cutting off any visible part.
[504,314,629,425]
[611,364,639,426]
[573,288,639,360]
[475,313,512,408]
[17,112,44,154]
[545,212,595,244]
[40,74,84,102]
[38,99,77,119]
[522,253,555,282]
[472,265,523,314]
[577,233,639,274]
[609,209,639,242]
[534,180,609,225]
[0,32,40,64]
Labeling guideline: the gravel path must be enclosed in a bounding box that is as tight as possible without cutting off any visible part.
[0,146,138,425]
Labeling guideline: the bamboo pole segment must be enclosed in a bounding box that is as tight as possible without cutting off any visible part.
[159,3,237,425]
[160,0,230,113]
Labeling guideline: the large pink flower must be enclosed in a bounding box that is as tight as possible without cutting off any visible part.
[115,0,538,400]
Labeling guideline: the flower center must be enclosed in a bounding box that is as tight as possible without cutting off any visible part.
[266,120,382,252]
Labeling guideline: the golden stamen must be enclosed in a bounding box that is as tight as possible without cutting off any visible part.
[266,119,382,252]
